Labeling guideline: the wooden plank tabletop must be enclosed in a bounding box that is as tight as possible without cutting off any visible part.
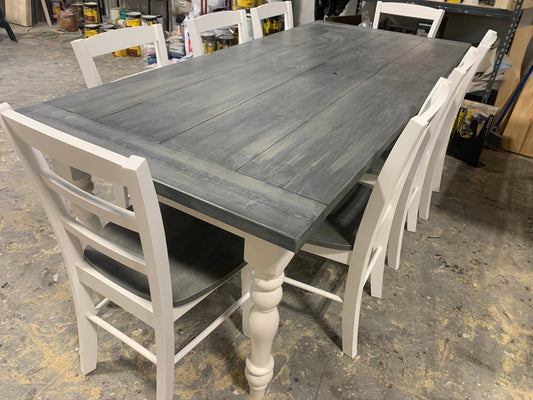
[18,22,469,252]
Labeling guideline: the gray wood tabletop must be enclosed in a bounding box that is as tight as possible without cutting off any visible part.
[19,21,469,252]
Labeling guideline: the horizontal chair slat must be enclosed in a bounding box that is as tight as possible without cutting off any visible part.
[61,215,147,276]
[41,168,138,231]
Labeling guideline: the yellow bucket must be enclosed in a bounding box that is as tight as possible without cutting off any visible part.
[84,23,100,38]
[83,2,99,24]
[126,11,142,57]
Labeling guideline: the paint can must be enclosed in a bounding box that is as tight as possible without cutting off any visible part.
[126,11,141,26]
[72,3,84,29]
[141,14,159,26]
[217,34,236,50]
[51,0,62,19]
[110,7,121,23]
[235,0,255,9]
[126,12,142,57]
[83,2,99,24]
[201,32,216,54]
[101,23,114,32]
[84,23,100,38]
[119,9,129,20]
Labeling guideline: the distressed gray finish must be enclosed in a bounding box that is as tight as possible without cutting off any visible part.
[18,22,469,252]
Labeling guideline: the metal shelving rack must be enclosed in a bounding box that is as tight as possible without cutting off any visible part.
[362,0,524,103]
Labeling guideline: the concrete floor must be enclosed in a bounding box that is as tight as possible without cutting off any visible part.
[1,23,532,400]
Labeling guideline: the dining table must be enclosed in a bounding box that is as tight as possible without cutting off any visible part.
[18,21,469,399]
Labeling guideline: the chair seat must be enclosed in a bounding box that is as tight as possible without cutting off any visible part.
[306,185,372,251]
[85,203,246,307]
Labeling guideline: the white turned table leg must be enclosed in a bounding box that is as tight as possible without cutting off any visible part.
[243,235,294,399]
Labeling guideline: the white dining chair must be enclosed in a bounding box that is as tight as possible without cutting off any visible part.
[421,29,498,209]
[372,1,445,39]
[402,30,497,235]
[186,10,249,57]
[0,102,248,400]
[386,74,464,271]
[71,24,170,208]
[71,24,169,89]
[282,78,451,357]
[250,1,294,40]
[359,31,498,272]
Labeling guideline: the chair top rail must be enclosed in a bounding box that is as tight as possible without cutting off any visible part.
[378,1,445,21]
[479,29,498,48]
[251,1,294,39]
[186,10,249,57]
[1,108,130,182]
[373,1,445,38]
[190,9,248,41]
[71,25,167,59]
[418,77,452,123]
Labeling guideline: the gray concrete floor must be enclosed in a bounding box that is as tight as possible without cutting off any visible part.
[1,23,532,400]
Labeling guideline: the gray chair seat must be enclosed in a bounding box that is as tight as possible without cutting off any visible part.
[307,185,372,251]
[85,203,246,307]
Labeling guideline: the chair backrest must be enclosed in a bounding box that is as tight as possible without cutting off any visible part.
[426,29,497,191]
[0,102,172,317]
[186,10,249,57]
[71,24,169,89]
[250,1,294,40]
[346,79,450,280]
[435,30,497,162]
[373,1,445,38]
[403,76,462,211]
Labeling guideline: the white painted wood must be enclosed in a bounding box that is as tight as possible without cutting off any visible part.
[186,10,249,57]
[0,103,248,400]
[240,264,253,338]
[76,261,155,325]
[10,24,470,398]
[86,313,158,363]
[373,1,445,39]
[70,24,169,208]
[284,276,343,303]
[174,292,250,364]
[250,1,294,40]
[415,30,497,226]
[387,77,456,270]
[243,234,293,400]
[40,0,52,26]
[427,30,497,195]
[301,242,351,264]
[49,159,102,231]
[95,297,111,310]
[71,24,169,89]
[285,79,451,357]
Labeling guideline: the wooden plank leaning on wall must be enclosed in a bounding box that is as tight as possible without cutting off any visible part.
[5,0,32,26]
